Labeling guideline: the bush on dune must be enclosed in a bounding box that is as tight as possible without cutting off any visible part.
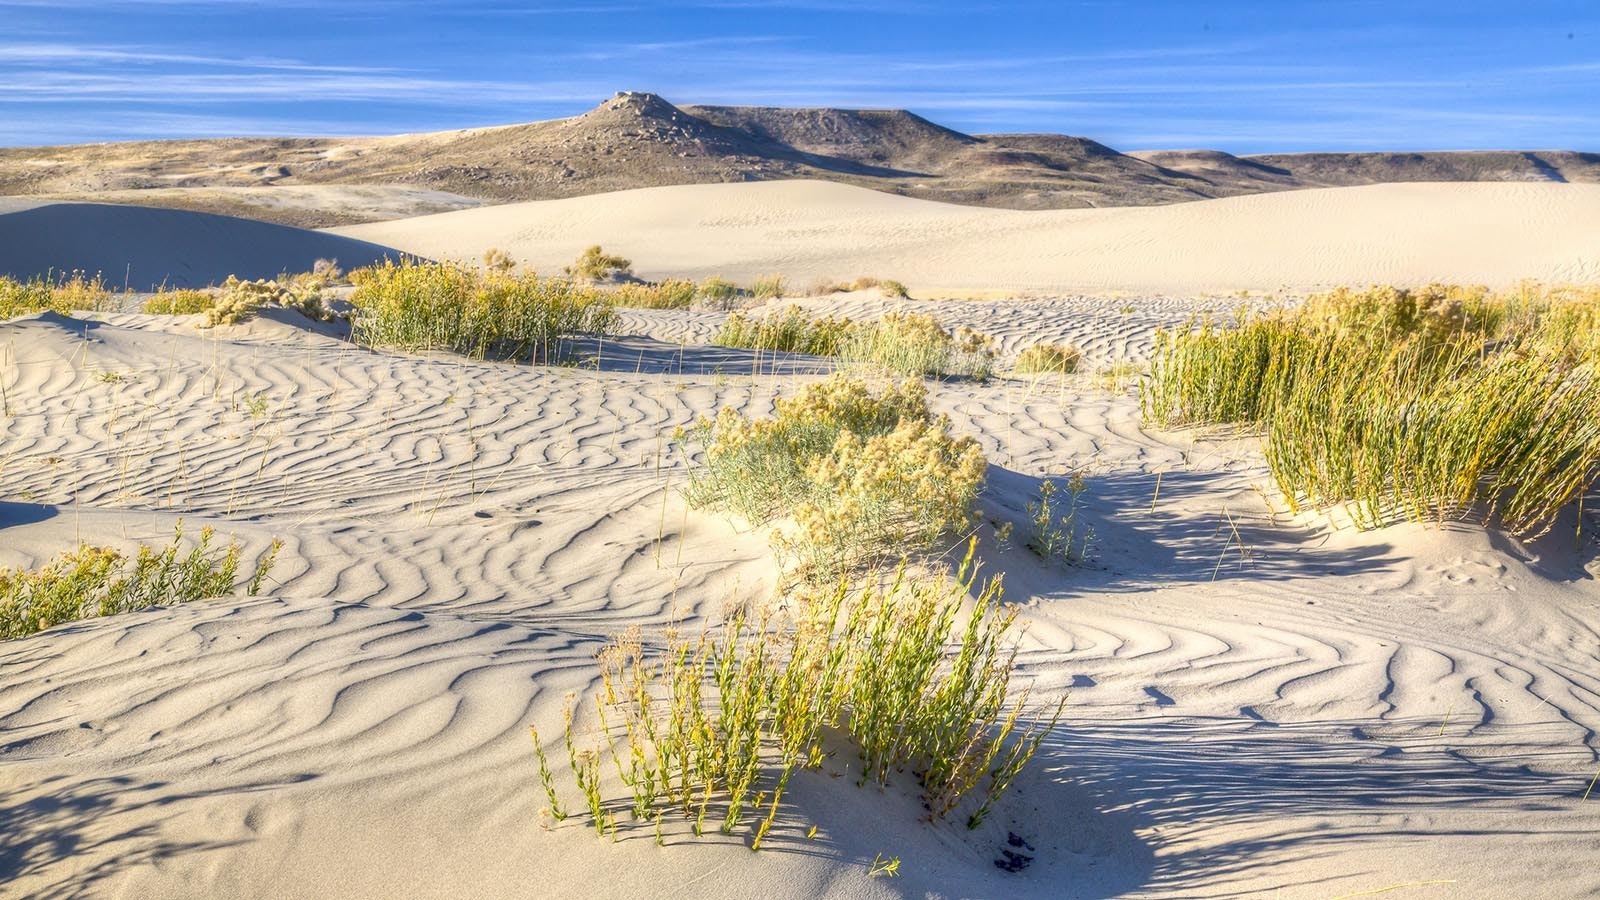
[607,278,698,309]
[1012,341,1084,376]
[839,312,996,380]
[0,272,115,319]
[348,259,617,361]
[682,375,985,581]
[713,305,853,356]
[141,288,216,316]
[531,544,1062,845]
[1142,282,1600,535]
[0,525,281,641]
[713,307,997,380]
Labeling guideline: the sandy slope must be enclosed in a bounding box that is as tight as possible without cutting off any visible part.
[2,300,1597,899]
[334,179,1600,295]
[0,201,398,289]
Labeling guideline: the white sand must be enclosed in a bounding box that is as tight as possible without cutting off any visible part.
[335,179,1600,295]
[2,297,1597,898]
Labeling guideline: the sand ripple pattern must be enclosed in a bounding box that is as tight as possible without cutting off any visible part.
[2,308,1598,899]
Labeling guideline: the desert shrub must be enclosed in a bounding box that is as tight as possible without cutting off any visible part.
[806,277,847,296]
[714,308,997,379]
[840,312,996,380]
[682,376,984,580]
[142,289,215,316]
[567,245,632,282]
[749,274,787,300]
[197,275,331,326]
[1013,342,1083,376]
[483,248,516,273]
[1142,283,1600,535]
[531,546,1062,844]
[698,276,744,309]
[713,306,853,356]
[878,279,910,299]
[0,525,281,641]
[348,259,618,361]
[1026,474,1095,565]
[0,272,115,319]
[608,279,697,309]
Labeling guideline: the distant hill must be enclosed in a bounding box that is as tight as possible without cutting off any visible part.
[2,91,1596,227]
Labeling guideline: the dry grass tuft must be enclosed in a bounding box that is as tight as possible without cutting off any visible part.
[1012,342,1083,376]
[566,245,633,282]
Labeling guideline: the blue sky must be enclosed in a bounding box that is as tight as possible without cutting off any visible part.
[2,1,1597,153]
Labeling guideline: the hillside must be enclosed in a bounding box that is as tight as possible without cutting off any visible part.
[2,92,1596,227]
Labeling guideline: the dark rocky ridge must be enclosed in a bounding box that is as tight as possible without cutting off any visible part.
[3,91,1595,227]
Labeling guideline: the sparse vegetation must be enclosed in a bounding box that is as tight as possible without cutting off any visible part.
[697,276,743,309]
[347,258,618,361]
[1012,342,1083,376]
[608,278,698,309]
[1142,283,1600,534]
[567,245,633,282]
[0,525,281,641]
[806,276,910,298]
[713,308,997,379]
[199,275,331,326]
[483,248,517,273]
[1025,474,1095,565]
[530,545,1061,846]
[712,306,852,356]
[750,274,787,300]
[141,288,215,316]
[682,375,985,580]
[0,272,115,319]
[839,312,996,380]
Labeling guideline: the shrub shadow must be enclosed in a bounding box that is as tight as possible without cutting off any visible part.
[1033,717,1592,897]
[0,772,315,900]
[980,465,1399,594]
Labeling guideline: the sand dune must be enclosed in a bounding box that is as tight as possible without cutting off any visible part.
[2,298,1597,898]
[336,179,1600,295]
[0,201,398,289]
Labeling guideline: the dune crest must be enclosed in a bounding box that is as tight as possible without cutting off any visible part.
[336,180,1600,295]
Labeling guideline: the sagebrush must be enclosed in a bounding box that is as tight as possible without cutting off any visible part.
[682,375,985,580]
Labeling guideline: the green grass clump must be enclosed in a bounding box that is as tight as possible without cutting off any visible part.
[840,312,996,380]
[714,309,997,380]
[750,274,787,300]
[698,276,744,309]
[1142,283,1600,535]
[531,544,1062,846]
[713,306,853,356]
[608,279,698,309]
[141,288,215,315]
[683,375,985,580]
[348,259,618,361]
[0,272,115,319]
[0,525,281,641]
[567,245,633,282]
[1013,342,1083,376]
